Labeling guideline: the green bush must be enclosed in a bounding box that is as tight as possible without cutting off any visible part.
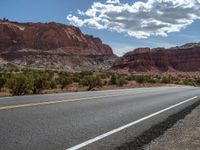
[109,74,117,85]
[148,77,158,83]
[127,75,136,81]
[50,80,57,89]
[0,76,6,91]
[161,76,171,84]
[79,71,93,77]
[135,75,147,84]
[32,73,51,94]
[59,75,73,90]
[72,74,81,83]
[23,71,52,94]
[194,78,200,86]
[7,74,33,96]
[116,77,128,86]
[183,78,194,86]
[80,75,102,91]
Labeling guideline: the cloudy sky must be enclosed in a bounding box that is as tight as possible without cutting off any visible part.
[1,0,200,55]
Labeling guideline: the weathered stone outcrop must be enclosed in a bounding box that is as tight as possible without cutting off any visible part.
[112,45,200,72]
[1,20,200,73]
[0,20,116,71]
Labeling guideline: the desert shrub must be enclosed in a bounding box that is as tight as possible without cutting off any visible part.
[23,71,52,94]
[161,76,171,84]
[7,74,33,95]
[194,78,200,86]
[95,76,103,87]
[109,74,128,86]
[46,70,54,77]
[103,80,108,85]
[135,75,147,84]
[72,73,81,82]
[148,77,159,84]
[99,73,107,79]
[79,71,93,77]
[127,75,136,81]
[23,70,54,94]
[116,76,128,86]
[0,76,6,91]
[32,73,51,94]
[109,74,117,85]
[183,78,194,86]
[80,75,102,91]
[59,75,73,90]
[50,80,57,89]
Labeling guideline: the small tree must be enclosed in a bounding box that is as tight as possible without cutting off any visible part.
[79,71,93,78]
[116,77,128,86]
[135,75,147,84]
[7,74,33,96]
[32,73,51,94]
[195,78,200,86]
[59,75,73,90]
[50,80,57,89]
[161,76,171,84]
[80,75,102,91]
[0,76,6,91]
[109,74,117,85]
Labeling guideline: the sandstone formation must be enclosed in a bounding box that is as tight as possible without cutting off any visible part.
[1,20,200,73]
[112,44,200,73]
[0,20,116,71]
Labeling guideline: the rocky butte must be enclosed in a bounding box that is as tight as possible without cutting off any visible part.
[0,20,117,71]
[1,20,200,73]
[112,43,200,73]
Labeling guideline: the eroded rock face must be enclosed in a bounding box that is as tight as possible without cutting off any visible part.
[0,22,23,51]
[0,21,113,55]
[112,46,200,72]
[0,20,116,71]
[1,20,200,73]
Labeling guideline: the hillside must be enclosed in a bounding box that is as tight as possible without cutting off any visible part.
[112,44,200,73]
[0,20,117,71]
[1,20,200,73]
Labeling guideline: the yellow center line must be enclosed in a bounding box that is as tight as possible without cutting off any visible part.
[0,92,142,110]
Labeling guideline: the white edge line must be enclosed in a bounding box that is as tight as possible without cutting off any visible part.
[66,96,198,150]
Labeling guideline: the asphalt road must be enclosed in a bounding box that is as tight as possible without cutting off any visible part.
[0,87,200,150]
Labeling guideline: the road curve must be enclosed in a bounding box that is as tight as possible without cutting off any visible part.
[0,87,200,150]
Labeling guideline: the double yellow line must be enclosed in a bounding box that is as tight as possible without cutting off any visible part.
[0,92,141,110]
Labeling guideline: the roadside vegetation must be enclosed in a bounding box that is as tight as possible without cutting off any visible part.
[0,69,200,96]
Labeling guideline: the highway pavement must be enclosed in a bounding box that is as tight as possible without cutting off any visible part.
[0,87,200,150]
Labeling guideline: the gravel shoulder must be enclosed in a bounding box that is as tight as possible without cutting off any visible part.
[144,105,200,150]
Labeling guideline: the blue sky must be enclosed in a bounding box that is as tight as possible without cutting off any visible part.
[1,0,200,55]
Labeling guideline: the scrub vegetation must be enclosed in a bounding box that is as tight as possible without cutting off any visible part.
[0,70,199,96]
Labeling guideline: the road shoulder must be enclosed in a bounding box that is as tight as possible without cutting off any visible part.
[144,104,200,150]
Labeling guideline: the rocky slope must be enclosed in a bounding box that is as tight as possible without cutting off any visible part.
[0,20,117,71]
[112,44,200,73]
[1,20,200,73]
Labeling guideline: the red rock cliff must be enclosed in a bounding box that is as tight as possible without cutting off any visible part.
[0,20,116,71]
[112,45,200,72]
[0,21,113,55]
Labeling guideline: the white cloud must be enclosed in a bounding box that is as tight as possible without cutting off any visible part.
[110,41,176,56]
[67,0,200,38]
[106,0,120,4]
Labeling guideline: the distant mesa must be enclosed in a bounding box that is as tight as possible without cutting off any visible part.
[0,19,200,73]
[112,44,200,73]
[0,19,113,55]
[0,19,117,71]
